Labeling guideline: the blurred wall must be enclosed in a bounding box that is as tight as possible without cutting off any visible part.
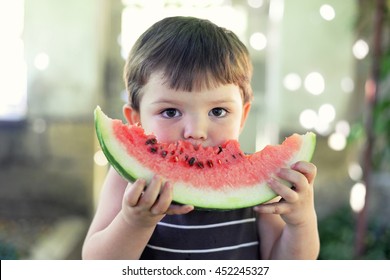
[24,0,108,118]
[1,0,112,219]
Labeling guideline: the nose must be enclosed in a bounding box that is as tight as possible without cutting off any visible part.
[183,115,207,141]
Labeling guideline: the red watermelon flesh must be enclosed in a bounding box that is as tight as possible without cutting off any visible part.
[95,106,316,210]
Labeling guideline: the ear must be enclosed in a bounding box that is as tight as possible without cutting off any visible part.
[239,102,252,132]
[123,104,141,125]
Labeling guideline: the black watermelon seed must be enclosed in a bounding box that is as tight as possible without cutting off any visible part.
[217,146,223,154]
[207,160,214,168]
[197,161,204,169]
[145,138,157,145]
[150,147,158,153]
[188,157,196,166]
[161,150,168,158]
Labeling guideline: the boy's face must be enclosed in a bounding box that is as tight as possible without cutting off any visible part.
[124,72,251,147]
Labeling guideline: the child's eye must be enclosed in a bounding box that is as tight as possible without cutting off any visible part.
[209,107,227,118]
[161,108,181,118]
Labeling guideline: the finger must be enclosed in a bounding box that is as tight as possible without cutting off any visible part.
[291,161,317,185]
[166,204,194,215]
[150,181,173,215]
[277,168,309,191]
[254,201,291,215]
[151,182,194,215]
[268,177,299,203]
[138,175,163,208]
[126,179,146,207]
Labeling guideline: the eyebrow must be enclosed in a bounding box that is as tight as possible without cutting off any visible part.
[150,99,181,106]
[209,99,237,105]
[150,98,238,107]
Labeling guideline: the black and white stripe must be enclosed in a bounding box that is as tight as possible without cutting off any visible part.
[140,208,260,260]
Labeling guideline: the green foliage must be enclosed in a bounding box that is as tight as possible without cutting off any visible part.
[347,97,390,171]
[318,207,355,259]
[318,206,390,259]
[0,241,19,260]
[352,1,390,171]
[380,49,390,80]
[372,97,390,170]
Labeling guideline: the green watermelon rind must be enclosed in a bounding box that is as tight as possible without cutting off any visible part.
[94,106,316,210]
[95,107,154,183]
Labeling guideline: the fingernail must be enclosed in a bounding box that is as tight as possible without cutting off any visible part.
[165,181,172,190]
[137,178,146,185]
[276,168,285,176]
[268,177,276,184]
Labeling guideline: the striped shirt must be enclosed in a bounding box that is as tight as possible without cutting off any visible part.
[140,207,260,260]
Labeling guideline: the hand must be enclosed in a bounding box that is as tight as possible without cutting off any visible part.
[254,161,317,227]
[121,175,194,228]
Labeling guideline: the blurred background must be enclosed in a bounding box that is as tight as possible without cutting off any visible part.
[0,0,389,260]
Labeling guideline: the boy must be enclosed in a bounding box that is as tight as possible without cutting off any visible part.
[82,16,319,260]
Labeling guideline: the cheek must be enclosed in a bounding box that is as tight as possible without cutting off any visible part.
[139,112,167,140]
[144,122,179,143]
[208,121,242,144]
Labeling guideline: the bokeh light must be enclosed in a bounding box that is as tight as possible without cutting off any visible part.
[304,72,325,95]
[319,4,336,21]
[94,150,108,166]
[350,182,366,213]
[283,73,302,91]
[341,77,355,93]
[352,39,369,60]
[299,109,318,129]
[250,32,267,51]
[318,103,336,124]
[335,120,351,136]
[328,132,347,151]
[348,162,363,181]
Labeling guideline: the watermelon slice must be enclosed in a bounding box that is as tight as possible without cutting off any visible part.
[94,106,316,210]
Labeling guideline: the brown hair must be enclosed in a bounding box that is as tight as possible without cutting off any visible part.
[123,16,253,111]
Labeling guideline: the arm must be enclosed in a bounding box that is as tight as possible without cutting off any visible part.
[82,167,193,259]
[255,161,320,259]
